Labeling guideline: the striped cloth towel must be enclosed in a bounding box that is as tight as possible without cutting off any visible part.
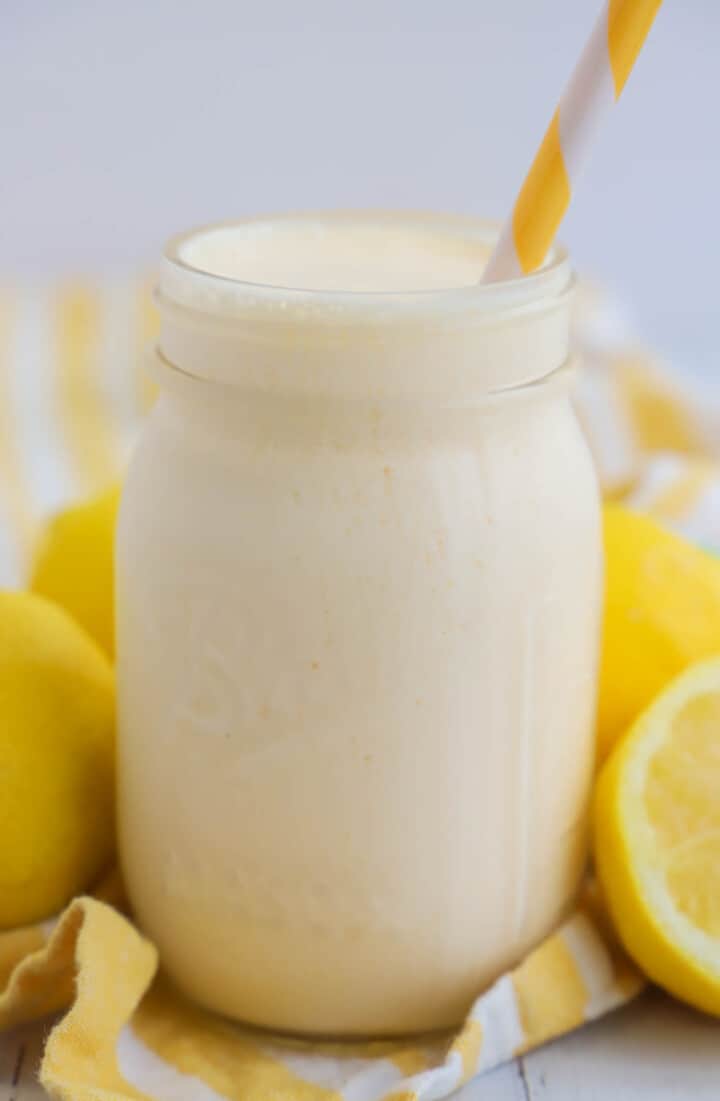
[0,282,156,585]
[0,279,718,1101]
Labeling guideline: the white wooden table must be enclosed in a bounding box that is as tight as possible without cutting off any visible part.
[2,988,718,1100]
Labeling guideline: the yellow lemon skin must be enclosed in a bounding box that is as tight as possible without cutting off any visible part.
[30,484,120,658]
[0,591,115,929]
[594,657,720,1017]
[598,504,720,763]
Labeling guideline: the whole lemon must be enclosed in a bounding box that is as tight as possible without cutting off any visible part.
[30,484,120,657]
[598,504,720,763]
[0,591,115,929]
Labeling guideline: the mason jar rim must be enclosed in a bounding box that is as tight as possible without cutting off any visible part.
[159,210,573,328]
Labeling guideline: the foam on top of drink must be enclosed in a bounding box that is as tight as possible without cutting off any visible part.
[175,214,489,293]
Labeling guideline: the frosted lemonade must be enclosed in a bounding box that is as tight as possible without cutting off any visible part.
[117,212,602,1035]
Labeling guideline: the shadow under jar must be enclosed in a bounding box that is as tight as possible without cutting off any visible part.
[116,211,603,1038]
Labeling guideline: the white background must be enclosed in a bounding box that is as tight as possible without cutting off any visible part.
[1,1,718,375]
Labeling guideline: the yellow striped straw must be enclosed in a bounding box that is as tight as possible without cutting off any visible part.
[483,0,663,282]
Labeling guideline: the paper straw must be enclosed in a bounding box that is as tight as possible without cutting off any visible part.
[483,0,663,282]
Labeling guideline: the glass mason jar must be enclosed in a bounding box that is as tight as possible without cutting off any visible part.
[117,212,602,1038]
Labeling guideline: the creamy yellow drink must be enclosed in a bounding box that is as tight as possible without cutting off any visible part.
[117,212,602,1036]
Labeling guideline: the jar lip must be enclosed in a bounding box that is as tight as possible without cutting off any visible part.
[159,210,572,326]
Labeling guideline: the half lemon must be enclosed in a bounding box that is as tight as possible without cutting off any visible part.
[594,656,720,1016]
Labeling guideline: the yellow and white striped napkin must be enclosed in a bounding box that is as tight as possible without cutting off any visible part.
[0,277,718,1101]
[0,282,156,586]
[3,886,641,1101]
